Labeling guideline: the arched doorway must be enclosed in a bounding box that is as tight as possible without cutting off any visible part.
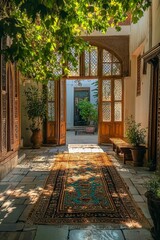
[46,45,124,145]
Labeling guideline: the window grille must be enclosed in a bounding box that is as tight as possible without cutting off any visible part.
[137,55,141,96]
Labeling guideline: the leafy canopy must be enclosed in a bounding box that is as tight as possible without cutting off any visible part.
[0,0,151,83]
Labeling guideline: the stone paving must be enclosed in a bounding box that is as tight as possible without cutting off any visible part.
[0,132,154,240]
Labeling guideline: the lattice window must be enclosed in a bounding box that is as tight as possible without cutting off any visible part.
[114,102,122,121]
[137,55,141,96]
[102,79,123,122]
[47,81,55,121]
[9,66,14,147]
[102,80,111,101]
[68,48,80,76]
[102,50,121,76]
[54,54,62,76]
[60,79,65,121]
[1,38,7,91]
[2,94,7,152]
[102,80,112,122]
[15,122,19,141]
[114,79,122,101]
[114,79,122,121]
[14,65,20,145]
[1,38,7,154]
[85,46,98,76]
[102,102,111,122]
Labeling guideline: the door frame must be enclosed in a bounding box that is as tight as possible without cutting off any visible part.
[142,43,160,170]
[98,77,124,144]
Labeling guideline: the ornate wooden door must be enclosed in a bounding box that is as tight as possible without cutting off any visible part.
[0,38,20,157]
[46,80,57,144]
[46,78,66,145]
[98,78,124,144]
[58,78,66,145]
[0,47,8,156]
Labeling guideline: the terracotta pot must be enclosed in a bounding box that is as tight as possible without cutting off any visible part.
[30,129,42,148]
[145,191,160,240]
[85,126,95,134]
[130,146,146,167]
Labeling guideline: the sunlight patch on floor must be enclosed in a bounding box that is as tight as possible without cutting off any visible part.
[68,144,104,153]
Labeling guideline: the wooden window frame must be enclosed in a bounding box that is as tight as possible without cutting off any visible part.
[137,55,141,96]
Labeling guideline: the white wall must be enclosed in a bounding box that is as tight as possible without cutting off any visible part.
[152,0,160,46]
[88,26,131,36]
[126,9,150,132]
[66,79,98,129]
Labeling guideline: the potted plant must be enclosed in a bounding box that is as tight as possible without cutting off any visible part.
[24,85,47,148]
[126,116,147,166]
[77,98,98,133]
[145,175,160,240]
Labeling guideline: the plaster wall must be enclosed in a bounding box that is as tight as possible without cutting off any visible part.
[127,10,150,132]
[152,0,160,46]
[88,26,131,36]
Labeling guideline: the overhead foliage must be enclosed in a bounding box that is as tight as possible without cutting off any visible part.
[0,0,151,83]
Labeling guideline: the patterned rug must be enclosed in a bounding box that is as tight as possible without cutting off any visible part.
[29,153,149,227]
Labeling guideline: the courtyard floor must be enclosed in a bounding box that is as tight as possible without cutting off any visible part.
[0,131,154,240]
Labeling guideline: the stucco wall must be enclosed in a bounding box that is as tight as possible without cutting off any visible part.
[127,9,150,133]
[152,0,160,46]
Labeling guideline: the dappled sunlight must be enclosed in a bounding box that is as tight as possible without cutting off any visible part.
[27,151,150,228]
[124,220,142,228]
[0,184,44,223]
[68,143,105,153]
[0,145,151,229]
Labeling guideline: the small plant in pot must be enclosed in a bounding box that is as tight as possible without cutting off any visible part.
[145,175,160,240]
[25,85,47,148]
[77,98,98,133]
[126,116,147,166]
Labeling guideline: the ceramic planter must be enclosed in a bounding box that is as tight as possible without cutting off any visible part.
[145,191,160,240]
[30,129,42,148]
[130,146,146,166]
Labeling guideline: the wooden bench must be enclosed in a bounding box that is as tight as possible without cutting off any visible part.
[74,126,95,135]
[74,127,86,135]
[109,138,133,164]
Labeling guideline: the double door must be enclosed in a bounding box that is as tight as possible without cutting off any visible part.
[46,78,123,145]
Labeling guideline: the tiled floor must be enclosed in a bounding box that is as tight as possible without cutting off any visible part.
[0,132,154,240]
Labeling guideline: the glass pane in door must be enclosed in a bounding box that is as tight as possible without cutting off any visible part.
[114,79,122,101]
[114,102,122,121]
[102,80,111,101]
[102,102,111,122]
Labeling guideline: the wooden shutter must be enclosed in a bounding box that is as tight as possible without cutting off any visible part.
[13,64,20,150]
[0,38,8,156]
[7,63,14,150]
[0,38,20,157]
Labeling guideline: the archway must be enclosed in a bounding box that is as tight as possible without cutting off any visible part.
[46,45,124,145]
